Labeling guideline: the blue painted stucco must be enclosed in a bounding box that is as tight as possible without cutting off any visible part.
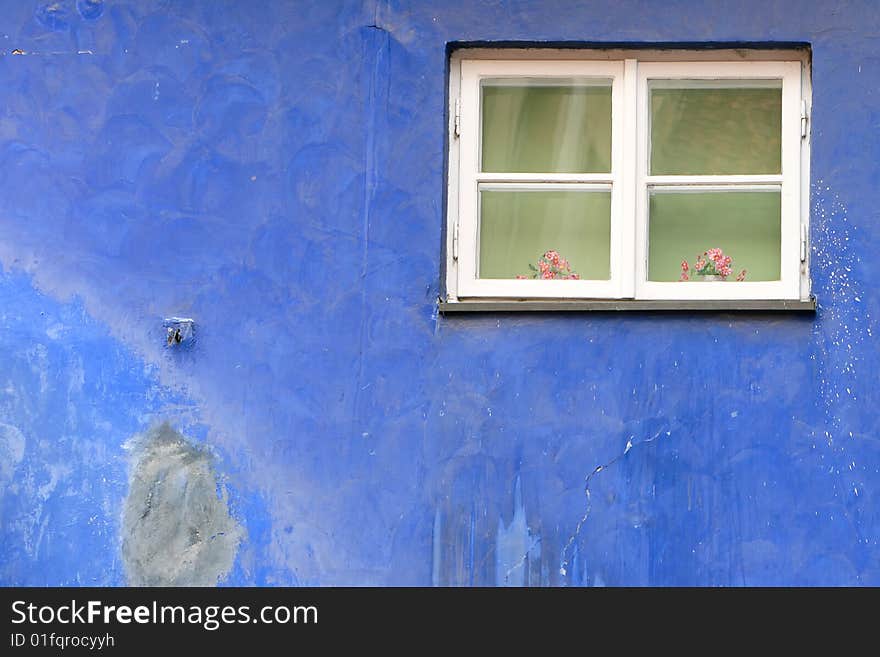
[0,0,878,586]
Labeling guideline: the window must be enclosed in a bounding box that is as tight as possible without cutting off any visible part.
[443,49,813,309]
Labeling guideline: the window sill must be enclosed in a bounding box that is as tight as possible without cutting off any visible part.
[439,297,817,313]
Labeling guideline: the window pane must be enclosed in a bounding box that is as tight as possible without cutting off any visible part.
[650,82,782,175]
[479,189,611,280]
[648,190,781,282]
[481,80,612,173]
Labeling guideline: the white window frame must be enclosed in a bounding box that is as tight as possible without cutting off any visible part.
[445,49,812,306]
[457,59,627,299]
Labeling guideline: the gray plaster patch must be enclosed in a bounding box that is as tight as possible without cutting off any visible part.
[121,423,243,586]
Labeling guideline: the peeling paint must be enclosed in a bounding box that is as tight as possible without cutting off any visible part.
[495,478,540,586]
[0,423,26,490]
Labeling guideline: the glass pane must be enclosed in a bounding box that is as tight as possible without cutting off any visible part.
[481,79,612,173]
[648,191,781,282]
[650,82,782,175]
[479,189,611,280]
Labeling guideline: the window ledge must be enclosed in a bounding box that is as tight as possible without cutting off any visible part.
[439,297,817,313]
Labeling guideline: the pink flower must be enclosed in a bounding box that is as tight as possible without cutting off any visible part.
[681,248,742,280]
[544,250,560,266]
[736,269,747,282]
[524,249,580,281]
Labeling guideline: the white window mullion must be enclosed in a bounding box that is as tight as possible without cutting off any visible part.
[799,59,812,300]
[445,56,463,300]
[646,175,784,186]
[779,61,804,301]
[619,58,638,299]
[476,173,614,184]
[633,58,651,299]
[455,59,482,297]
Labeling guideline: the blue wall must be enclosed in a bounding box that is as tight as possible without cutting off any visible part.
[1,0,878,586]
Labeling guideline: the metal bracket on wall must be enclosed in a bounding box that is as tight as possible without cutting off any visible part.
[163,317,195,346]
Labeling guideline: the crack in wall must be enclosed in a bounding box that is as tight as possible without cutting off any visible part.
[500,535,540,586]
[351,8,392,434]
[558,428,669,578]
